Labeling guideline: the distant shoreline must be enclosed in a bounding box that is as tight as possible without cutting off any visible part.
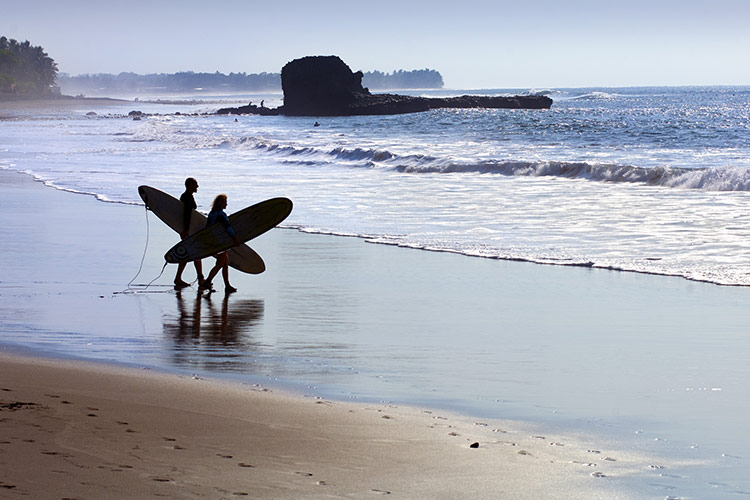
[0,94,127,104]
[0,95,130,115]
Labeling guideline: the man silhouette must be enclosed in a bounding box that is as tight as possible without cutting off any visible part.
[174,177,205,289]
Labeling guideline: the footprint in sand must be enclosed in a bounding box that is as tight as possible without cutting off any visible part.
[238,463,255,468]
[1,401,39,410]
[217,453,233,459]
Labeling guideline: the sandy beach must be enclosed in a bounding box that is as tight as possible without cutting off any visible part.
[0,351,637,500]
[0,169,656,499]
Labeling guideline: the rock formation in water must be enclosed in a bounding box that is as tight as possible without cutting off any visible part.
[216,56,552,117]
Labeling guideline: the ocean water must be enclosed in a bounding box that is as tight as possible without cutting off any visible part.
[3,87,750,286]
[2,86,750,498]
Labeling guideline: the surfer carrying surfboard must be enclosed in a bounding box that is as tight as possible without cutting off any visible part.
[174,177,205,290]
[201,194,241,293]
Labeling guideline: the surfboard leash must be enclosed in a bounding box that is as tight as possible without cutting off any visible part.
[124,203,152,290]
[117,204,172,294]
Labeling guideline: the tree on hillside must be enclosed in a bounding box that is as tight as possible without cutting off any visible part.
[363,69,444,90]
[0,37,58,96]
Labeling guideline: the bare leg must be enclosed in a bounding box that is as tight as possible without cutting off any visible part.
[203,253,227,291]
[174,262,190,289]
[204,263,220,290]
[222,260,236,293]
[193,260,205,286]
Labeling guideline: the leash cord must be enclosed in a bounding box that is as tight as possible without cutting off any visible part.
[126,204,152,290]
[117,205,170,294]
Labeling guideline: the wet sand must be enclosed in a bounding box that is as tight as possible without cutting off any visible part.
[0,169,647,499]
[0,96,126,108]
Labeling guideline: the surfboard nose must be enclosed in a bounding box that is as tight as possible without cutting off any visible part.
[137,186,149,207]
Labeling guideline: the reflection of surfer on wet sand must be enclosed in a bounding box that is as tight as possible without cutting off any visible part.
[166,291,265,351]
[172,289,202,343]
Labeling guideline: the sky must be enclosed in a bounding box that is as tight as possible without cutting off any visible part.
[3,0,749,89]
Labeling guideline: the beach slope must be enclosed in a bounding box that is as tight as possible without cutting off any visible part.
[0,352,624,500]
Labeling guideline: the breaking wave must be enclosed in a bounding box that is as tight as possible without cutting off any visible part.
[394,160,750,191]
[123,116,750,192]
[249,139,750,191]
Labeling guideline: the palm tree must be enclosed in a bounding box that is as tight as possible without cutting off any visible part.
[0,36,58,96]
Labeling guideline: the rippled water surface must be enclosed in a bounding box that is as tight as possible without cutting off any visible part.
[2,86,750,285]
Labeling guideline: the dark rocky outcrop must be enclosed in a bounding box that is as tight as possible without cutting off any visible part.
[216,56,552,117]
[216,103,280,116]
[280,56,365,116]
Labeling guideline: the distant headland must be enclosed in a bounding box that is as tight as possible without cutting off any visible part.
[217,56,552,117]
[58,68,444,95]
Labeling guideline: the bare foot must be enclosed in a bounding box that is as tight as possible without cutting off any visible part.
[173,280,190,290]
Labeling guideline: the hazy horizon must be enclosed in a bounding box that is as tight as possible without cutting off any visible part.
[4,0,749,89]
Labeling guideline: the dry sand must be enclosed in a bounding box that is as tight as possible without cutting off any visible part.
[0,352,641,500]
